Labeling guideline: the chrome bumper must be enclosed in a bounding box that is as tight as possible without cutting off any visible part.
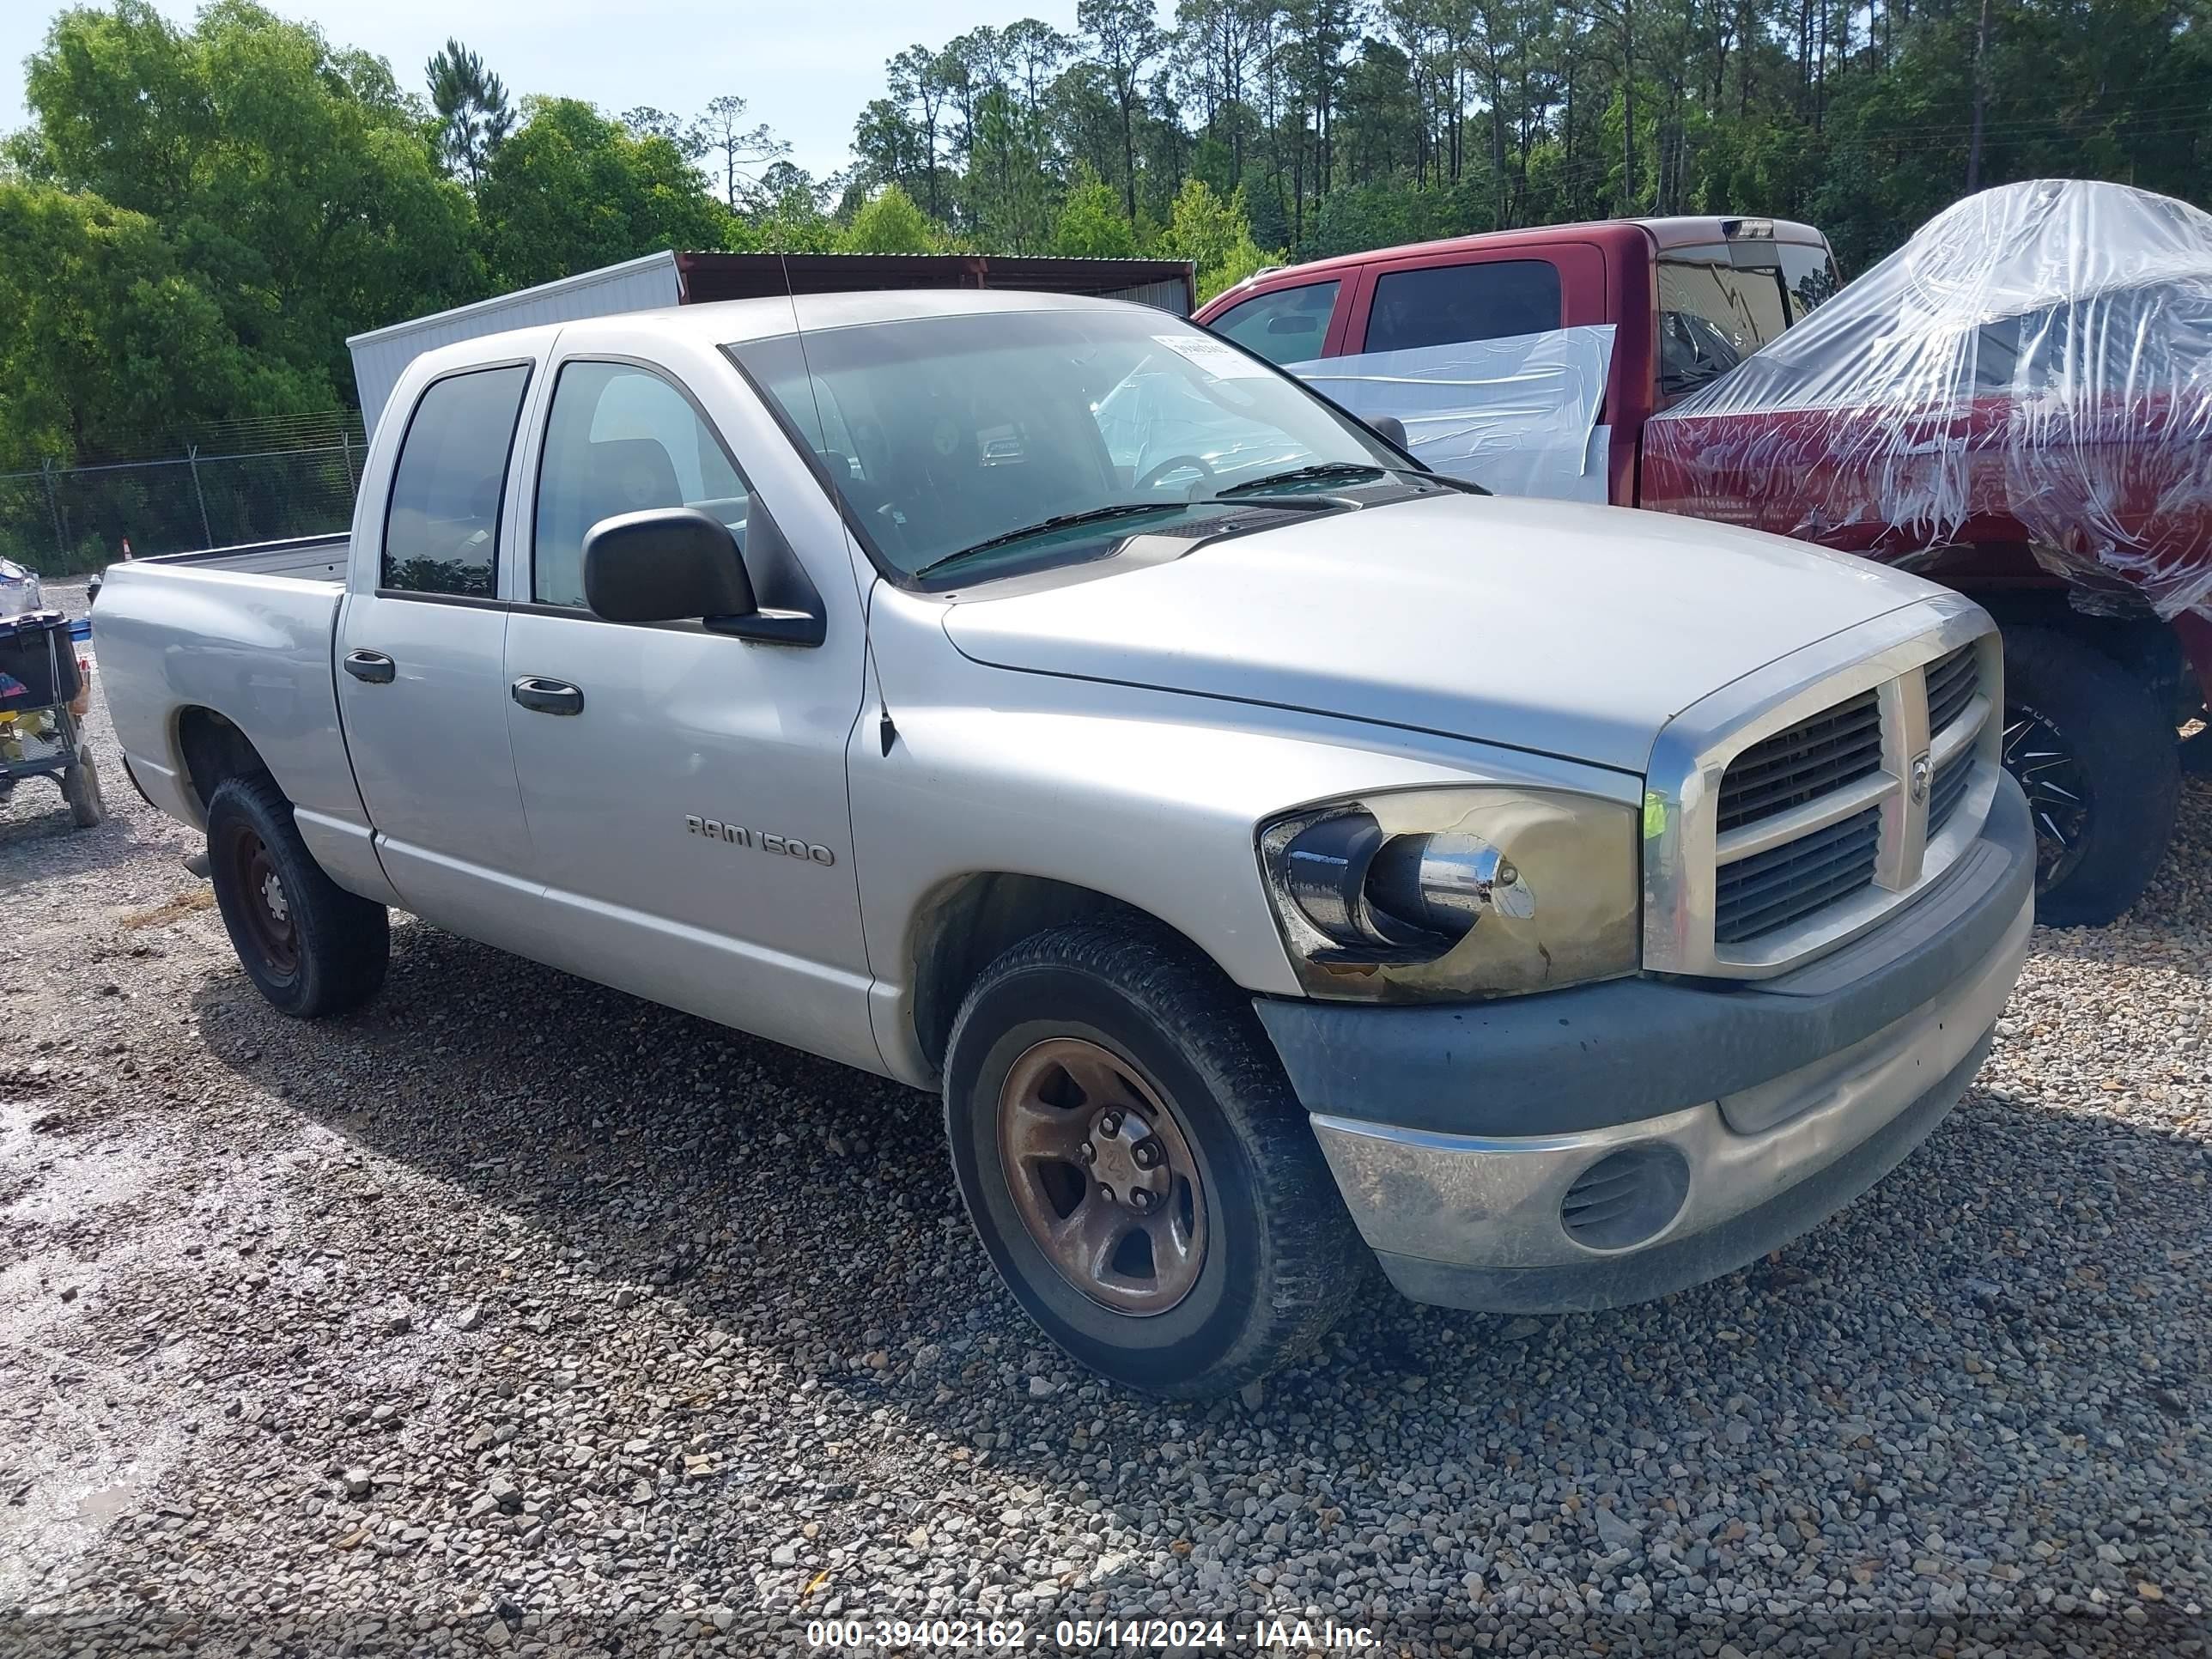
[1310,883,2032,1313]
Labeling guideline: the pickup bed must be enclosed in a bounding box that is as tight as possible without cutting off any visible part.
[99,289,2033,1395]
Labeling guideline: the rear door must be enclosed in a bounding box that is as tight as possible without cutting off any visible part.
[1330,244,1611,501]
[336,358,544,947]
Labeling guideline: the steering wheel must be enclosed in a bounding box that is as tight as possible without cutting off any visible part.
[1135,453,1217,492]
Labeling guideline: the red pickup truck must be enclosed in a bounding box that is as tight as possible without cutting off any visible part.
[1196,210,2209,926]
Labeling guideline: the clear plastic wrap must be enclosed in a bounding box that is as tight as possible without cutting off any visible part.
[1644,179,2212,620]
[1290,325,1615,502]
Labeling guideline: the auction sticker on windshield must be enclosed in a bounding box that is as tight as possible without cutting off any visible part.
[1154,334,1274,378]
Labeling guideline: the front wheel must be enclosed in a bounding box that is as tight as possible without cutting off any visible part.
[205,775,390,1017]
[943,920,1369,1397]
[2001,626,2179,927]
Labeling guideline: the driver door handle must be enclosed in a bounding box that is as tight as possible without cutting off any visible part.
[343,649,395,684]
[511,676,584,717]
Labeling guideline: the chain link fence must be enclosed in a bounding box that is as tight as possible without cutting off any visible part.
[1,418,368,578]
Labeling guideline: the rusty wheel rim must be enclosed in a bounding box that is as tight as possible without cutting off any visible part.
[996,1036,1207,1316]
[225,825,299,978]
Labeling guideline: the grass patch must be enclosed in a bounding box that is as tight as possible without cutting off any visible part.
[121,887,215,928]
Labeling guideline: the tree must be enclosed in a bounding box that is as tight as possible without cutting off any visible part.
[21,0,482,404]
[852,97,927,198]
[621,106,703,157]
[888,45,954,218]
[0,181,314,466]
[1050,163,1142,255]
[841,184,944,252]
[1158,178,1272,296]
[1079,0,1168,221]
[690,94,790,209]
[477,98,734,289]
[425,38,513,186]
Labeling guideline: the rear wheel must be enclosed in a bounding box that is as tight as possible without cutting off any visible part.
[2001,626,2179,927]
[943,919,1368,1397]
[205,775,389,1017]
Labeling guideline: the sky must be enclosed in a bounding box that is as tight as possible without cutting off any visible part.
[0,0,1104,181]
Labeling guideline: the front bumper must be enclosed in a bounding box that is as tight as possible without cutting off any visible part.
[1258,774,2035,1314]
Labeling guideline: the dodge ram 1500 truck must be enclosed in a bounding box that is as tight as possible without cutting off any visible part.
[97,290,2035,1395]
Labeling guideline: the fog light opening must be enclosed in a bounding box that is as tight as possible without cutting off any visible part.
[1559,1144,1691,1252]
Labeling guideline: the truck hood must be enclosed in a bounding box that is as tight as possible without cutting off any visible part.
[941,492,1938,775]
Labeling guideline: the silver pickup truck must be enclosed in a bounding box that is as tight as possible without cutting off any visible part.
[97,290,2034,1396]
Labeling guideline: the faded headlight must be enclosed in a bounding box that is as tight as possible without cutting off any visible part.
[1256,787,1640,1000]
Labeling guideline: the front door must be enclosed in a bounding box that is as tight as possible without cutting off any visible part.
[499,349,877,1071]
[336,360,544,951]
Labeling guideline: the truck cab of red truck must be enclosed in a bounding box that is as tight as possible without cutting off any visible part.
[1198,209,2207,925]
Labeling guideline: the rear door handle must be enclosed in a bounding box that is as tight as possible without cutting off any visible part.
[511,676,584,716]
[343,649,395,684]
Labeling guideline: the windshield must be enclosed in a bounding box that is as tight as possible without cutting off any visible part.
[727,308,1414,584]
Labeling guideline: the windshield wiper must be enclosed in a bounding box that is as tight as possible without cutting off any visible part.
[1218,460,1489,500]
[912,503,1187,580]
[1213,461,1391,498]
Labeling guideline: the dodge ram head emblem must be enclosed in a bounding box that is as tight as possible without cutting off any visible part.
[1908,750,1932,805]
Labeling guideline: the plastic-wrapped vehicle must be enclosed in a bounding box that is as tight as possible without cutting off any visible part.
[1643,180,2212,921]
[1199,182,2212,923]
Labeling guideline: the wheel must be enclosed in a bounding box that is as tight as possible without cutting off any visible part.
[205,775,390,1017]
[2001,626,2180,927]
[62,753,105,828]
[943,919,1369,1396]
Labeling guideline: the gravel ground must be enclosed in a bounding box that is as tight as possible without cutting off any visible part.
[1,578,2207,1658]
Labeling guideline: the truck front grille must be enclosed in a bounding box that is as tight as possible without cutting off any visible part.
[1925,643,1980,736]
[1715,690,1882,834]
[1645,613,2003,975]
[1714,805,1881,943]
[1927,749,1975,838]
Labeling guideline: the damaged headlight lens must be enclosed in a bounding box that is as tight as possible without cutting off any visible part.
[1256,787,1640,1000]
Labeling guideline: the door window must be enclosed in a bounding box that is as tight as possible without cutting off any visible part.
[381,366,532,597]
[1207,281,1341,366]
[532,362,750,610]
[1364,260,1563,353]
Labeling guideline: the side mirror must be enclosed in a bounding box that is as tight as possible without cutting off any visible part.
[583,507,755,624]
[1367,414,1409,449]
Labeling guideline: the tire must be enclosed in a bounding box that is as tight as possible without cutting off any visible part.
[205,775,389,1017]
[2002,626,2179,927]
[62,754,105,828]
[943,919,1369,1397]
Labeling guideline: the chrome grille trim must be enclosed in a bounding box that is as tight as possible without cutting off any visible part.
[1643,595,2003,979]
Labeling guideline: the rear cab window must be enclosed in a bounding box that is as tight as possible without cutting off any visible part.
[1361,259,1564,353]
[1778,242,1842,321]
[1655,240,1841,399]
[1206,281,1342,366]
[381,364,532,598]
